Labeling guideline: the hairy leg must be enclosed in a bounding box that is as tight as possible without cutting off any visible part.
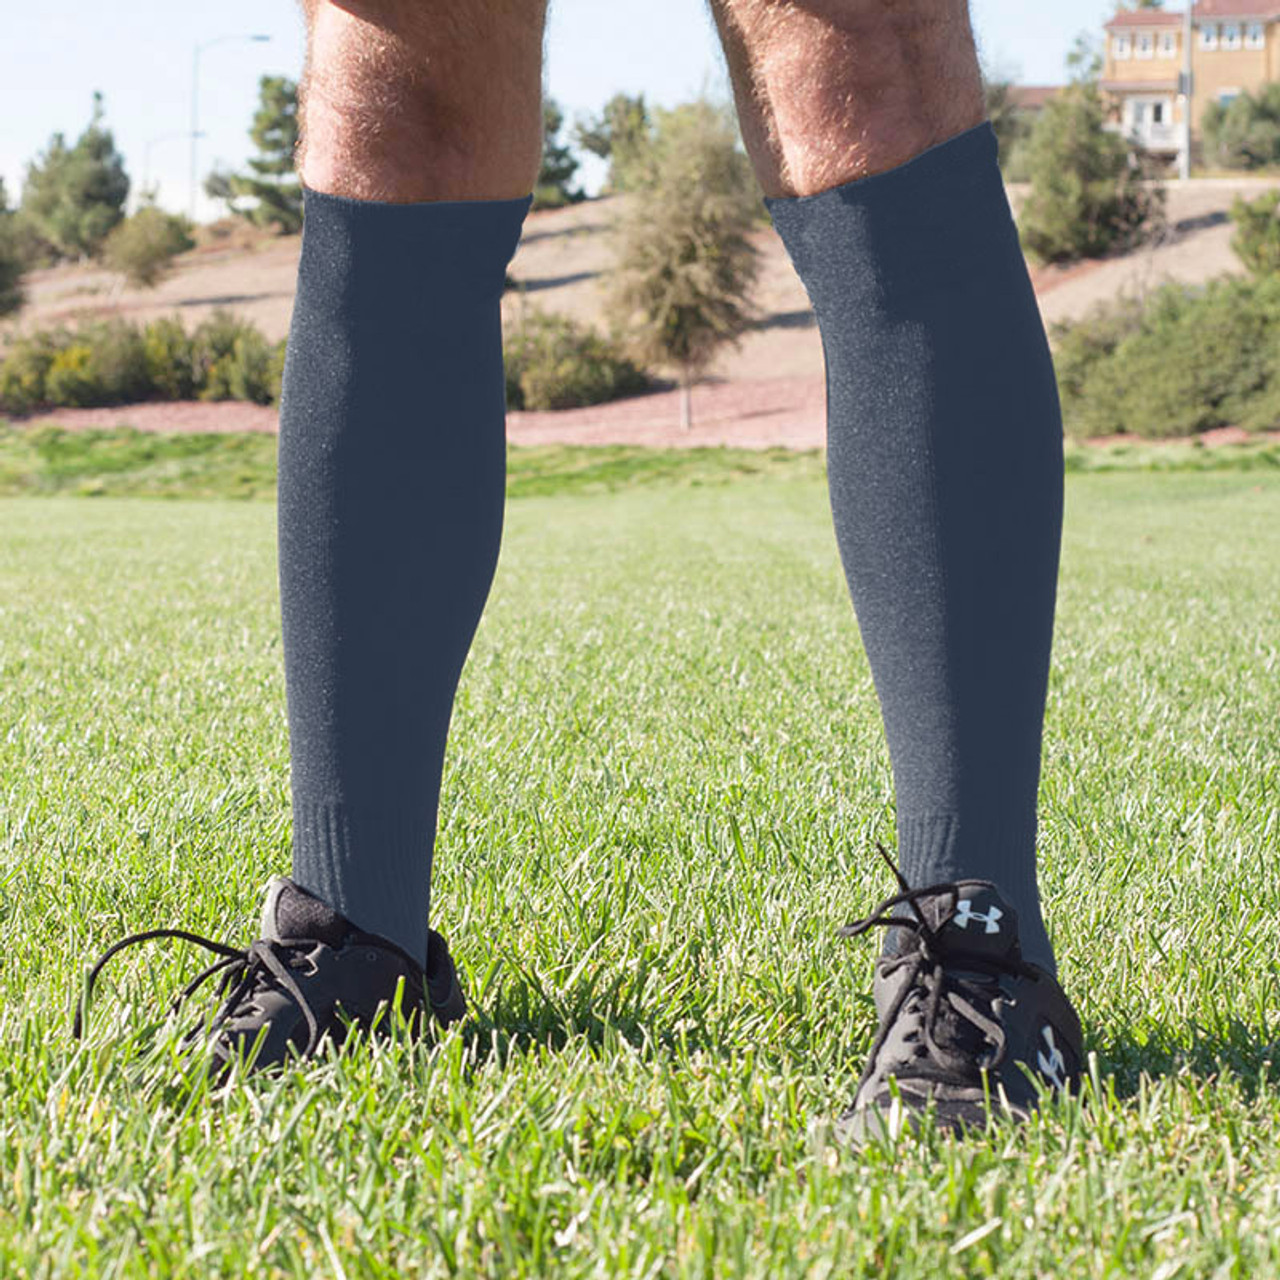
[708,0,984,195]
[297,0,548,201]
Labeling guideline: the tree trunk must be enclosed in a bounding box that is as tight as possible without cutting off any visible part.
[680,372,692,431]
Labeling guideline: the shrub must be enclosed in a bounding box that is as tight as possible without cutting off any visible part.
[503,307,650,410]
[1202,83,1280,169]
[38,319,151,407]
[1053,276,1280,438]
[0,330,64,413]
[1019,82,1163,263]
[102,207,195,289]
[191,310,264,401]
[1229,192,1280,275]
[43,344,98,407]
[142,316,196,399]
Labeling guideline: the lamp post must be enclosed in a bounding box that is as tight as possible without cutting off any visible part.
[190,33,272,221]
[1179,3,1194,181]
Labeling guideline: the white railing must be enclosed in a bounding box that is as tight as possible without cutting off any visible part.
[1104,120,1180,150]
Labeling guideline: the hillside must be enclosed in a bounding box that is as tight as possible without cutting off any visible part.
[6,177,1279,447]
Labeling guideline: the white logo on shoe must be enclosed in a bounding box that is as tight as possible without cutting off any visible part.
[1038,1024,1068,1091]
[954,899,1003,934]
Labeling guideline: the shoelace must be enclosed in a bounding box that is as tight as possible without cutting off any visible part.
[839,847,1039,1080]
[73,927,322,1055]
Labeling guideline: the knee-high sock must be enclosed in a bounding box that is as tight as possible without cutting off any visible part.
[765,123,1062,972]
[277,188,530,964]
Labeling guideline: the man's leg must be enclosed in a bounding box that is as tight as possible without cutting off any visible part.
[710,0,1080,1135]
[276,0,545,967]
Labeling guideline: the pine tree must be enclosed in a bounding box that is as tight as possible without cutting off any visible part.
[533,99,584,210]
[20,92,129,261]
[605,99,761,430]
[0,178,25,317]
[573,93,651,193]
[229,76,302,233]
[1018,81,1163,263]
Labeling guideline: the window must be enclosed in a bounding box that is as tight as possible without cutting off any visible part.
[1152,101,1165,124]
[1158,31,1178,57]
[1131,101,1147,125]
[1218,88,1241,106]
[1222,22,1242,49]
[1246,21,1266,49]
[1136,32,1155,58]
[1200,22,1219,49]
[1113,33,1133,59]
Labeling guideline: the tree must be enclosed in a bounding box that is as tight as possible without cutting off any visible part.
[533,98,585,210]
[573,93,652,194]
[0,178,25,317]
[1018,81,1163,263]
[20,92,129,260]
[1229,192,1280,273]
[1202,84,1280,169]
[222,76,302,233]
[605,98,761,430]
[102,205,195,289]
[203,166,240,219]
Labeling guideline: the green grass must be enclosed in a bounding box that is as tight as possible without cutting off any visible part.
[2,423,1277,503]
[1,470,1279,1277]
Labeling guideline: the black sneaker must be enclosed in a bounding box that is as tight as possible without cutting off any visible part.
[74,876,467,1075]
[835,852,1082,1145]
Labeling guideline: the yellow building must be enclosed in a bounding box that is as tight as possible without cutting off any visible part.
[1101,2,1280,155]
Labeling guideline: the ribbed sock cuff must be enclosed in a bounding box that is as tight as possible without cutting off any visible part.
[290,798,434,966]
[896,810,1055,974]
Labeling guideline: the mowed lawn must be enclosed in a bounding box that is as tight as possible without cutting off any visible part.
[1,467,1278,1278]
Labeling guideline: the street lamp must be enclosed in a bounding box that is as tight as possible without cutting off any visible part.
[190,33,272,221]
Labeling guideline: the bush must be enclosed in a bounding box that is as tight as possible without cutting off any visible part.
[1202,84,1280,170]
[503,307,650,410]
[1230,192,1280,275]
[0,331,65,413]
[102,207,195,289]
[1019,82,1163,263]
[38,319,151,408]
[1052,276,1280,438]
[142,316,196,399]
[191,310,277,403]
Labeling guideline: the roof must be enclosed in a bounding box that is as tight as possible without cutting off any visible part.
[1007,85,1063,110]
[1105,3,1280,27]
[1105,10,1182,28]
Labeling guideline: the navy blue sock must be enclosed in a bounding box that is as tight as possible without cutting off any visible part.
[277,188,530,964]
[766,123,1062,973]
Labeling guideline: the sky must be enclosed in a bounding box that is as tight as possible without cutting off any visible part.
[0,0,1115,221]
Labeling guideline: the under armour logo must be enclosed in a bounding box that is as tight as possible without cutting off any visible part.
[953,899,1003,934]
[1037,1025,1068,1091]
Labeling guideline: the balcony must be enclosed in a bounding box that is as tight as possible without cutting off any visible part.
[1103,119,1180,151]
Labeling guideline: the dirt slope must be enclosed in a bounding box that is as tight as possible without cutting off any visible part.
[8,177,1278,447]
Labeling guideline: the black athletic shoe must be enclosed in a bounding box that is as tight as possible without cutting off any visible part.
[835,851,1082,1145]
[73,876,467,1075]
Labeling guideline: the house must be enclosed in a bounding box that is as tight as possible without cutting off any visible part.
[1101,2,1280,156]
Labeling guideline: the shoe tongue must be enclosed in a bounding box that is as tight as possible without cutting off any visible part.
[260,877,352,948]
[919,882,1020,963]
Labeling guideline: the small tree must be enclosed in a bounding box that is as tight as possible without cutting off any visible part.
[1229,192,1280,274]
[1018,81,1162,263]
[533,98,584,210]
[573,93,652,194]
[0,178,25,317]
[102,205,195,289]
[225,76,302,233]
[605,98,761,430]
[20,92,129,261]
[1202,84,1280,170]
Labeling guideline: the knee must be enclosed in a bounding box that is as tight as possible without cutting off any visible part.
[716,0,985,194]
[299,0,546,202]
